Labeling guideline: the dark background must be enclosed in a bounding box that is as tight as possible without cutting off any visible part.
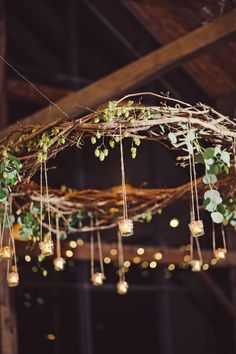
[3,1,236,353]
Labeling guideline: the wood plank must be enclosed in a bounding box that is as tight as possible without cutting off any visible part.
[7,79,72,105]
[16,241,236,267]
[0,0,7,129]
[124,0,236,97]
[1,10,236,139]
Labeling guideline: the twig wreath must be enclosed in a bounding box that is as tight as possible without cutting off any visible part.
[0,92,236,289]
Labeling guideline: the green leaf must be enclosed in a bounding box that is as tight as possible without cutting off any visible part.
[203,197,211,207]
[221,151,230,165]
[217,204,226,216]
[209,164,219,175]
[224,165,229,174]
[203,174,217,184]
[0,188,8,201]
[203,147,215,160]
[168,132,177,145]
[211,211,224,223]
[195,153,204,164]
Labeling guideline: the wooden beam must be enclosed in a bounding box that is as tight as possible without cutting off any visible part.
[124,1,236,98]
[16,241,236,267]
[7,79,73,105]
[1,10,236,138]
[0,0,7,129]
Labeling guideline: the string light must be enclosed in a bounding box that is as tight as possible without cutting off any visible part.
[77,239,84,246]
[110,248,117,256]
[124,260,131,268]
[150,261,157,269]
[133,256,140,264]
[154,252,163,260]
[65,250,73,258]
[104,257,111,264]
[168,264,175,271]
[170,218,179,228]
[190,260,202,272]
[7,271,19,287]
[137,247,144,255]
[69,240,77,249]
[25,255,31,263]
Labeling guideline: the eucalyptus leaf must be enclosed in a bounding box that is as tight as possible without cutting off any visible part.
[203,147,215,160]
[203,174,217,184]
[211,211,224,223]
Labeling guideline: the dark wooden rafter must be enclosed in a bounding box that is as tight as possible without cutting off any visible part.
[16,241,236,268]
[0,3,18,353]
[0,10,236,139]
[7,79,73,105]
[123,1,236,98]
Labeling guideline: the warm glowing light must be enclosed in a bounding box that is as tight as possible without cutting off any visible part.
[37,297,44,305]
[141,261,149,269]
[191,260,202,272]
[110,248,117,256]
[39,240,54,256]
[137,247,144,255]
[104,257,111,264]
[91,272,104,286]
[150,261,157,269]
[7,272,19,287]
[203,264,209,271]
[32,266,38,273]
[47,334,56,341]
[117,281,129,295]
[211,258,217,265]
[189,220,204,238]
[66,250,73,258]
[0,246,13,260]
[154,252,163,260]
[25,255,31,263]
[77,238,84,246]
[133,256,140,264]
[118,219,134,237]
[214,248,227,261]
[123,260,131,268]
[170,218,179,228]
[53,257,66,271]
[168,264,175,271]
[184,255,190,263]
[69,240,77,249]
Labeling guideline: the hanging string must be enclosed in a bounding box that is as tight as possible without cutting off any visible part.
[221,224,227,250]
[192,153,200,220]
[96,216,104,276]
[0,202,7,248]
[195,238,203,264]
[189,153,195,221]
[97,229,104,276]
[55,214,61,258]
[40,163,43,243]
[90,217,94,279]
[117,231,125,282]
[44,161,52,239]
[6,213,18,273]
[119,125,128,220]
[212,221,216,253]
[0,54,69,118]
[232,137,236,176]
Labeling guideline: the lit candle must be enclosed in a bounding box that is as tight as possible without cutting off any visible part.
[91,272,104,286]
[53,257,66,271]
[39,240,54,256]
[7,271,19,287]
[189,220,204,238]
[214,248,227,261]
[117,280,129,295]
[0,246,13,260]
[118,219,133,237]
[191,260,202,272]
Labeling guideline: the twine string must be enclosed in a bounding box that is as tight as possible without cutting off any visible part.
[119,125,128,220]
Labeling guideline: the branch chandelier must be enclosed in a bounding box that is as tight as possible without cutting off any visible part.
[0,92,235,292]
